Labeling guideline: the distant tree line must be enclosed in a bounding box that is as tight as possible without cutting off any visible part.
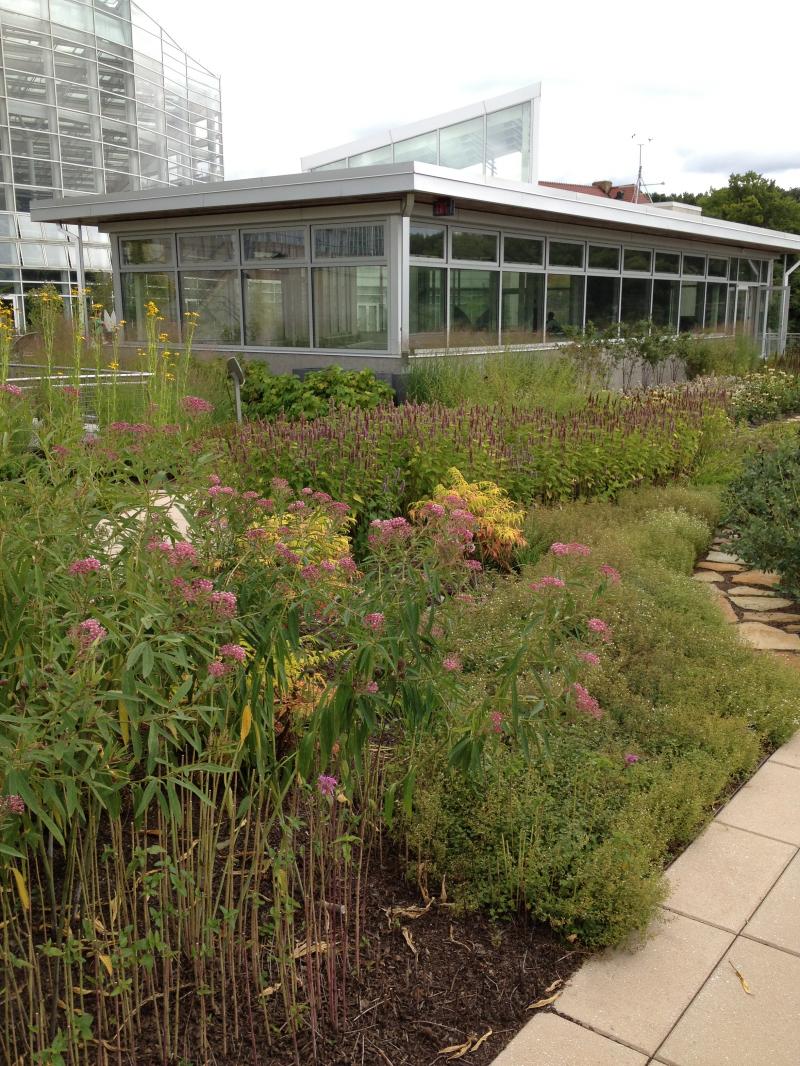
[651,172,800,332]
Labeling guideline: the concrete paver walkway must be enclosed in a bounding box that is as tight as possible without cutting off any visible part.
[492,536,800,1066]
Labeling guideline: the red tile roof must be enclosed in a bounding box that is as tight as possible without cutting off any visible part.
[540,181,652,204]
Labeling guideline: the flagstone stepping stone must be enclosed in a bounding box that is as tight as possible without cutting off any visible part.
[697,561,743,573]
[738,622,800,652]
[693,571,724,583]
[729,596,795,612]
[741,612,800,624]
[704,585,739,623]
[724,585,777,597]
[706,551,744,564]
[732,570,781,588]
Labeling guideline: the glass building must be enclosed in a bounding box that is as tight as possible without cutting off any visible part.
[0,0,222,328]
[31,87,800,365]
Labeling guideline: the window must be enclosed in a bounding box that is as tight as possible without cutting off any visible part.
[451,229,497,263]
[620,278,652,324]
[651,279,680,329]
[623,248,652,273]
[180,271,241,344]
[313,224,384,259]
[393,132,437,164]
[683,255,705,276]
[708,257,728,279]
[242,228,306,262]
[704,283,728,331]
[486,102,530,181]
[502,271,544,344]
[588,245,620,271]
[313,266,387,349]
[736,259,759,282]
[679,281,705,331]
[120,236,173,266]
[546,274,584,335]
[655,251,680,274]
[410,224,445,259]
[449,269,498,342]
[439,116,484,174]
[409,265,446,349]
[348,145,392,167]
[178,231,237,264]
[503,235,543,267]
[585,275,620,329]
[244,269,309,348]
[548,241,584,269]
[121,272,178,339]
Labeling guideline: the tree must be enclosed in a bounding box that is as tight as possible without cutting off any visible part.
[698,172,800,233]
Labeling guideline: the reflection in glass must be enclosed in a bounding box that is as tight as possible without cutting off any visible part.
[393,131,437,164]
[410,224,445,259]
[348,145,393,167]
[180,270,241,343]
[683,255,705,276]
[620,278,652,324]
[588,245,620,271]
[313,266,387,349]
[313,224,384,259]
[704,282,728,331]
[548,241,584,269]
[178,232,237,264]
[486,102,530,181]
[120,236,173,266]
[546,274,584,335]
[679,281,705,331]
[655,251,681,274]
[651,279,680,329]
[243,228,306,262]
[504,234,543,266]
[244,268,309,347]
[449,268,499,343]
[708,258,728,278]
[502,271,544,343]
[409,265,446,349]
[439,116,484,174]
[121,271,178,339]
[585,275,620,328]
[451,230,497,263]
[623,248,652,273]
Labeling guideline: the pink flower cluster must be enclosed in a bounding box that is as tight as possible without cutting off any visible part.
[108,422,153,436]
[364,612,385,632]
[490,710,505,734]
[364,680,379,695]
[442,655,462,673]
[369,516,412,545]
[550,542,592,557]
[208,484,236,498]
[599,564,621,584]
[182,395,214,416]
[530,575,566,592]
[210,590,237,619]
[317,773,338,797]
[71,617,108,648]
[587,618,612,642]
[147,538,198,567]
[68,556,101,575]
[61,386,80,400]
[1,383,23,397]
[624,753,640,765]
[572,682,603,720]
[1,794,25,815]
[208,643,247,678]
[580,651,601,666]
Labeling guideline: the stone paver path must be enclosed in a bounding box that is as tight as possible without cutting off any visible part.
[491,536,800,1066]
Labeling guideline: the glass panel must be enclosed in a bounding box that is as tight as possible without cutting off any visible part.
[439,115,484,174]
[548,241,584,269]
[451,229,497,263]
[178,231,237,264]
[20,242,47,267]
[449,268,499,344]
[121,272,178,339]
[652,278,680,328]
[545,274,584,335]
[313,266,387,349]
[708,257,728,279]
[737,259,759,282]
[120,236,174,266]
[655,251,681,274]
[683,255,705,276]
[313,159,346,172]
[409,265,446,349]
[620,278,652,324]
[51,0,95,31]
[588,245,620,271]
[313,224,384,259]
[244,268,309,347]
[623,248,652,272]
[486,102,530,181]
[679,281,705,331]
[239,228,305,262]
[393,131,437,164]
[502,270,544,344]
[348,145,392,167]
[62,163,103,192]
[704,282,728,331]
[180,270,241,344]
[504,234,543,266]
[585,275,620,329]
[409,224,445,259]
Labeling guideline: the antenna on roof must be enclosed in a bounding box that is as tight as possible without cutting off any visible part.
[631,134,653,204]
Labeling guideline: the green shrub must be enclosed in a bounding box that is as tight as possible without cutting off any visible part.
[729,368,800,423]
[240,363,393,421]
[683,334,761,380]
[724,435,800,596]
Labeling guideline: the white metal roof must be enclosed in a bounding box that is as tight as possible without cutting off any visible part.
[30,160,800,254]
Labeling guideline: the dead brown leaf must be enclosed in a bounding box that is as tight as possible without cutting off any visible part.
[400,925,417,955]
[437,1041,471,1059]
[470,1028,492,1052]
[291,940,328,960]
[566,933,578,943]
[527,991,562,1010]
[544,978,563,994]
[729,960,754,995]
[384,899,433,925]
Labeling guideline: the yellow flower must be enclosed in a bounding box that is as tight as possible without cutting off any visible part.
[158,332,169,341]
[165,372,175,381]
[108,361,120,371]
[145,301,160,317]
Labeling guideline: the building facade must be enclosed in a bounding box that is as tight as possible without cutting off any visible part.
[0,0,222,329]
[30,88,800,365]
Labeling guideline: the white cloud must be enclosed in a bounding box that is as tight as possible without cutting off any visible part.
[153,0,800,194]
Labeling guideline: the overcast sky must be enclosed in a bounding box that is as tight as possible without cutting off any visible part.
[156,0,799,194]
